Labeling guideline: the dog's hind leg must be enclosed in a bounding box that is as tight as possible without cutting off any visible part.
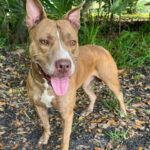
[96,57,127,116]
[82,74,97,117]
[105,81,127,116]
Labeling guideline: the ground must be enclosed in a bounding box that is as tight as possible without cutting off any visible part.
[0,49,150,150]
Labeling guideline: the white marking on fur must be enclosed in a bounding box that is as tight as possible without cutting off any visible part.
[48,31,75,74]
[41,79,55,108]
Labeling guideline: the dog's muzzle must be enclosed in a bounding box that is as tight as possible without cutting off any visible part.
[37,59,72,96]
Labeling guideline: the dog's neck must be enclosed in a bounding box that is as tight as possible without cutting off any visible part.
[31,62,45,84]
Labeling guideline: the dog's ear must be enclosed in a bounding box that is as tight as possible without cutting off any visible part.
[64,0,85,31]
[26,0,46,29]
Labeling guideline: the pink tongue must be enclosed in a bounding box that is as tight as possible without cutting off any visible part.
[51,77,69,96]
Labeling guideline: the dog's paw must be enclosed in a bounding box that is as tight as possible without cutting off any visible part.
[38,132,50,145]
[81,109,93,117]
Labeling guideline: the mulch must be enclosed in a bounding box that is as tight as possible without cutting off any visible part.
[0,49,150,150]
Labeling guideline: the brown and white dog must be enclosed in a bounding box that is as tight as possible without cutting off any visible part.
[26,0,127,149]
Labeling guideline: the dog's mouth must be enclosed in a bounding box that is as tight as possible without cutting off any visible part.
[37,64,70,96]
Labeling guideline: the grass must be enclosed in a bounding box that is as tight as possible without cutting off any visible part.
[133,72,142,81]
[104,128,129,144]
[103,88,134,117]
[97,30,150,68]
[103,88,123,115]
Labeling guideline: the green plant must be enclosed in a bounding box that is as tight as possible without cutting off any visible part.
[125,99,133,106]
[41,0,83,20]
[133,72,142,81]
[72,116,83,132]
[79,13,99,45]
[98,30,150,68]
[104,128,129,144]
[104,99,118,111]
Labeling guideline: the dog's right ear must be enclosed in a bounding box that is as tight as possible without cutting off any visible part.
[26,0,47,29]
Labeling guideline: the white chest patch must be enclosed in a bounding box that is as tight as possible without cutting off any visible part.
[41,79,55,108]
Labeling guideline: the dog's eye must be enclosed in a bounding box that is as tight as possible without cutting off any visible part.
[70,40,76,46]
[40,39,49,46]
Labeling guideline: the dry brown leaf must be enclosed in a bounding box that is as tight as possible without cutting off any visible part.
[147,100,150,106]
[96,128,102,133]
[107,120,118,126]
[135,120,145,124]
[96,118,102,123]
[86,127,91,132]
[122,71,128,77]
[128,130,134,136]
[0,142,5,149]
[90,119,95,123]
[46,145,51,149]
[94,147,101,150]
[0,84,6,88]
[132,125,143,129]
[11,143,19,149]
[19,109,24,115]
[146,85,150,89]
[106,141,113,150]
[138,146,143,150]
[132,103,145,107]
[0,102,6,106]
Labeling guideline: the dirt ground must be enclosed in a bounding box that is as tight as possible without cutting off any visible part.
[0,49,150,150]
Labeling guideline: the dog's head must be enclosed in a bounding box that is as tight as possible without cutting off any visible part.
[26,0,85,96]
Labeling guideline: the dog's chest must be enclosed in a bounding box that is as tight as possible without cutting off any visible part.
[41,80,55,108]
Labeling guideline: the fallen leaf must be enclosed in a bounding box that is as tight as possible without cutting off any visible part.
[138,146,142,150]
[116,144,120,148]
[147,100,150,106]
[11,143,19,149]
[135,120,145,124]
[0,84,6,88]
[96,118,102,123]
[86,127,91,132]
[132,125,144,129]
[106,141,113,150]
[0,142,5,149]
[0,131,5,136]
[132,103,145,107]
[6,66,13,71]
[0,102,6,106]
[107,120,118,126]
[46,145,51,149]
[96,128,102,133]
[146,85,150,89]
[94,147,101,150]
[90,119,95,123]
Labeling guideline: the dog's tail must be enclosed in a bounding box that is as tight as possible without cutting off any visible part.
[118,68,127,74]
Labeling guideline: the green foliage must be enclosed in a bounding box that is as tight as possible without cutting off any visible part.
[104,128,129,144]
[98,29,150,68]
[0,0,27,49]
[137,0,150,13]
[79,14,99,45]
[41,0,82,20]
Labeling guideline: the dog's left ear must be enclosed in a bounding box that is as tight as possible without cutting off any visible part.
[64,0,85,31]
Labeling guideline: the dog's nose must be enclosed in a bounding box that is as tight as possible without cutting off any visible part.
[55,59,71,74]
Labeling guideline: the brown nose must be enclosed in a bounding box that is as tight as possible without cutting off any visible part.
[55,59,71,74]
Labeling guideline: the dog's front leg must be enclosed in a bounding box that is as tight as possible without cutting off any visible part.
[35,105,51,145]
[61,110,74,150]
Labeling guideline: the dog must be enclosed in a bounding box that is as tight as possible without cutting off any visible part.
[26,0,127,149]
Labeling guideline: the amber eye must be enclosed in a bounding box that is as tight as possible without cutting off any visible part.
[70,40,76,46]
[40,39,49,46]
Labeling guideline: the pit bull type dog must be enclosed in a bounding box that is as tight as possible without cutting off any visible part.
[26,0,127,149]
